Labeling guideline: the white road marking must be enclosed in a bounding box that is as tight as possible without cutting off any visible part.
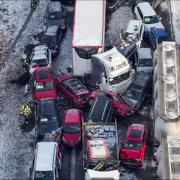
[70,148,76,180]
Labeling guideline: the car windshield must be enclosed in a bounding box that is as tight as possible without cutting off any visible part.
[32,58,48,65]
[49,12,63,20]
[35,171,54,180]
[124,88,141,101]
[42,35,56,47]
[63,123,80,134]
[144,15,159,24]
[123,139,142,150]
[138,58,153,67]
[109,71,130,85]
[36,82,54,91]
[40,100,57,117]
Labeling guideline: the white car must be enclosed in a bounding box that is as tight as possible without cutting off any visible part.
[123,20,145,48]
[29,45,52,74]
[30,142,62,180]
[134,2,165,30]
[135,48,153,73]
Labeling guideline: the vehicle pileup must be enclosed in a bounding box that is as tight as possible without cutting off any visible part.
[72,0,131,93]
[83,121,120,180]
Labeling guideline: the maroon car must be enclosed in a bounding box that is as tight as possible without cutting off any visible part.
[55,74,90,106]
[89,89,133,117]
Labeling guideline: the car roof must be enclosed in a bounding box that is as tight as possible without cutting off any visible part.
[138,48,152,59]
[137,2,156,17]
[35,142,57,171]
[64,109,81,124]
[45,25,59,36]
[88,96,112,122]
[132,71,151,88]
[35,67,51,81]
[127,123,145,140]
[126,20,142,34]
[151,28,168,38]
[49,1,62,12]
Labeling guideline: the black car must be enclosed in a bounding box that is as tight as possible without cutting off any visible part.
[36,99,60,140]
[41,25,63,58]
[47,1,66,35]
[87,95,114,123]
[122,72,152,111]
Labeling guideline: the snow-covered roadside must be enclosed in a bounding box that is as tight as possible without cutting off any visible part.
[0,1,49,178]
[0,0,30,63]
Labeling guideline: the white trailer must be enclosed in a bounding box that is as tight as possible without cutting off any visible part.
[72,0,105,76]
[72,0,131,93]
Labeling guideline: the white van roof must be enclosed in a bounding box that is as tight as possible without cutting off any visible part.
[86,169,120,180]
[137,2,156,17]
[126,20,142,34]
[35,142,57,171]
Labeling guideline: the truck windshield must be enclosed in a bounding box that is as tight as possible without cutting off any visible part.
[109,71,130,85]
[75,48,98,59]
[35,171,54,180]
[144,15,159,24]
[63,123,80,134]
[123,139,142,150]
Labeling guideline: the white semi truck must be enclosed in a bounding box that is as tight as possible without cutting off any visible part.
[83,122,120,180]
[72,0,131,94]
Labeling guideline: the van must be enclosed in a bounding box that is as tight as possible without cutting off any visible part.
[87,95,114,122]
[134,2,164,30]
[123,20,145,48]
[31,142,62,180]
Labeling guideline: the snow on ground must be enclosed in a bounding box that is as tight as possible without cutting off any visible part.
[106,5,134,46]
[0,0,49,179]
[170,0,180,44]
[0,0,30,62]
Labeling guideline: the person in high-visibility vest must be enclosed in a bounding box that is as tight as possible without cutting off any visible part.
[19,104,33,124]
[21,54,31,72]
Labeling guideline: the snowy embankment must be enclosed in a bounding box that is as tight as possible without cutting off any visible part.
[169,0,180,44]
[0,0,49,179]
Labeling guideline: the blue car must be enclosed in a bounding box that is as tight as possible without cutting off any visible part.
[147,27,168,50]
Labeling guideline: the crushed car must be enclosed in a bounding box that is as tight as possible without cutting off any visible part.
[122,71,152,112]
[29,45,52,74]
[47,1,67,35]
[41,25,63,58]
[31,67,57,102]
[89,89,133,117]
[36,99,60,140]
[119,123,150,168]
[62,109,82,147]
[54,74,90,107]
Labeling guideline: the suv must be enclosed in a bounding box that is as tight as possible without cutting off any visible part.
[123,20,145,48]
[55,74,90,107]
[87,95,114,123]
[47,1,66,35]
[135,48,153,74]
[119,123,150,167]
[29,45,52,74]
[41,25,63,58]
[134,2,165,30]
[62,109,82,147]
[122,72,152,111]
[36,99,60,140]
[31,142,62,180]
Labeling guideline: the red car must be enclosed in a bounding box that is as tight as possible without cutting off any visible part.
[55,74,90,106]
[119,123,150,167]
[32,67,57,102]
[62,109,82,147]
[89,89,133,117]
